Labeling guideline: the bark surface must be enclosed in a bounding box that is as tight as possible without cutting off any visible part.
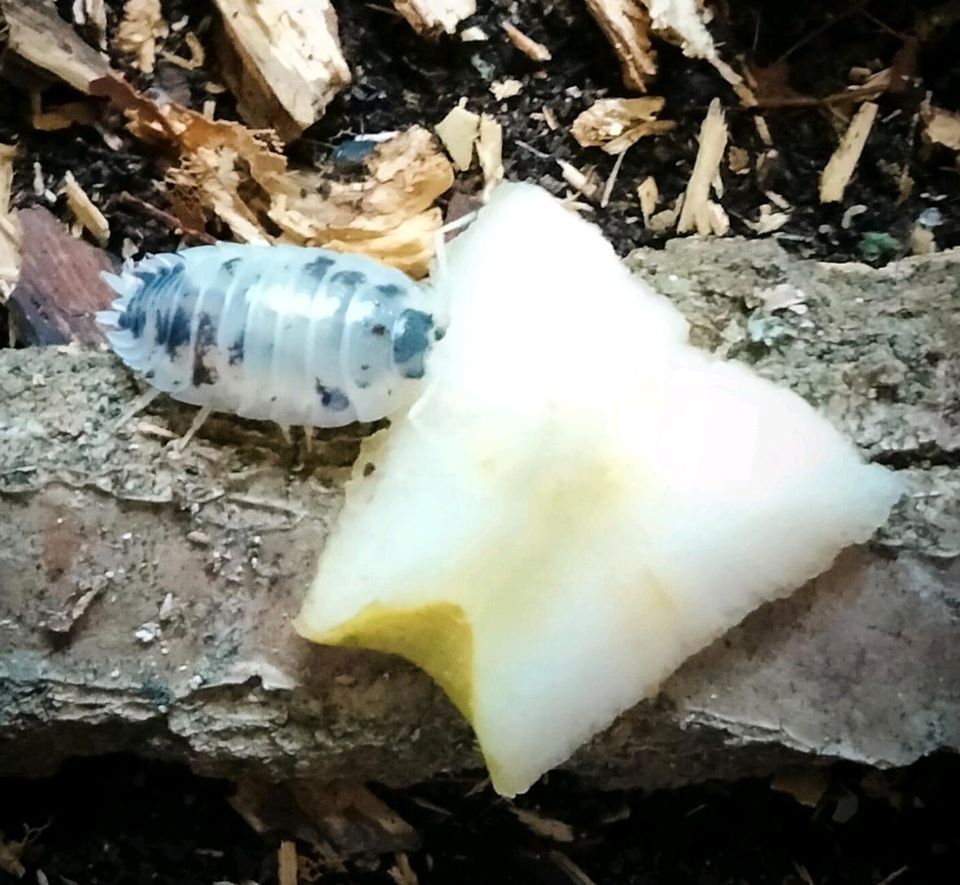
[1,238,957,788]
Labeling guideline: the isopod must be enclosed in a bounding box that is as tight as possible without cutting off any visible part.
[96,242,445,442]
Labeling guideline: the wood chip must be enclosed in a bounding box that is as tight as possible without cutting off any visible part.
[0,0,112,93]
[819,102,878,203]
[387,853,419,885]
[392,0,476,36]
[63,171,110,245]
[637,175,658,223]
[31,100,99,132]
[477,115,504,196]
[677,98,728,235]
[558,160,600,201]
[5,207,114,346]
[490,79,523,101]
[502,21,551,62]
[727,145,750,174]
[571,97,669,151]
[159,30,205,70]
[583,0,657,91]
[460,26,488,42]
[510,807,576,842]
[0,144,20,302]
[212,0,351,143]
[920,102,960,152]
[435,102,480,171]
[115,0,169,74]
[277,840,298,885]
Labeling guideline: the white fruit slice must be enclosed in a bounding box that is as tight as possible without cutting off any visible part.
[294,183,903,797]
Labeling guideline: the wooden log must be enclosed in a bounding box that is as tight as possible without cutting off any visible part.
[392,0,476,37]
[1,239,957,788]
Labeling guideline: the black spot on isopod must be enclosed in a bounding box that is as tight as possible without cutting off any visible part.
[360,364,370,371]
[191,311,219,387]
[392,309,434,379]
[375,283,404,299]
[221,257,241,275]
[165,306,192,358]
[154,307,170,345]
[328,270,366,301]
[371,324,387,336]
[315,380,350,411]
[228,330,245,366]
[118,295,147,338]
[362,462,376,477]
[304,255,335,283]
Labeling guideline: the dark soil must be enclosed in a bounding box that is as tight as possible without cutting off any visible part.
[1,753,958,885]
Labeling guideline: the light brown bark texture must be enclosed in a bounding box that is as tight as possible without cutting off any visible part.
[1,238,958,788]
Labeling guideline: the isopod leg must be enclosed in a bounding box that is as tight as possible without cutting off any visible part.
[303,425,315,454]
[174,405,213,452]
[114,387,162,431]
[278,424,293,445]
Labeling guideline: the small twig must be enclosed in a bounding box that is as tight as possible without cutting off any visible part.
[118,192,216,244]
[774,0,874,64]
[600,147,628,208]
[754,82,887,110]
[515,139,552,159]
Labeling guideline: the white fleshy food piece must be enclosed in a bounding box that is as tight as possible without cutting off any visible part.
[295,183,903,797]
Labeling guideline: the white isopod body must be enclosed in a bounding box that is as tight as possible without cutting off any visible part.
[96,243,444,430]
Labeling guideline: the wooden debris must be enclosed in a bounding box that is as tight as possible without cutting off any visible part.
[0,0,112,93]
[435,103,480,171]
[571,96,673,153]
[392,0,476,36]
[637,175,658,224]
[0,144,20,302]
[5,207,114,346]
[677,98,729,236]
[550,851,598,885]
[277,840,298,885]
[31,100,98,132]
[114,0,169,74]
[583,0,657,91]
[820,102,878,204]
[477,114,503,196]
[745,203,791,235]
[460,26,488,42]
[502,21,551,62]
[510,807,576,842]
[159,31,205,71]
[558,160,600,201]
[387,853,420,885]
[211,0,351,143]
[63,171,110,245]
[490,78,523,101]
[920,102,960,152]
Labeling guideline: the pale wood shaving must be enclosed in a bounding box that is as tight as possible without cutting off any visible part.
[63,171,110,245]
[510,807,576,842]
[387,852,420,885]
[1,0,112,93]
[435,103,480,171]
[477,115,504,197]
[490,79,523,101]
[392,0,476,36]
[159,31,205,70]
[637,175,658,223]
[460,26,488,42]
[571,96,670,151]
[0,144,21,302]
[502,21,552,62]
[558,160,600,201]
[819,102,878,203]
[115,0,169,74]
[744,204,790,234]
[921,102,960,152]
[677,97,728,235]
[277,840,298,885]
[541,106,560,131]
[212,0,351,143]
[583,0,657,91]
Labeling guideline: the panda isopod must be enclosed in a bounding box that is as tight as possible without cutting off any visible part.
[96,242,445,436]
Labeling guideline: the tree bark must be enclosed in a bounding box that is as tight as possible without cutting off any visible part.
[1,238,957,788]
